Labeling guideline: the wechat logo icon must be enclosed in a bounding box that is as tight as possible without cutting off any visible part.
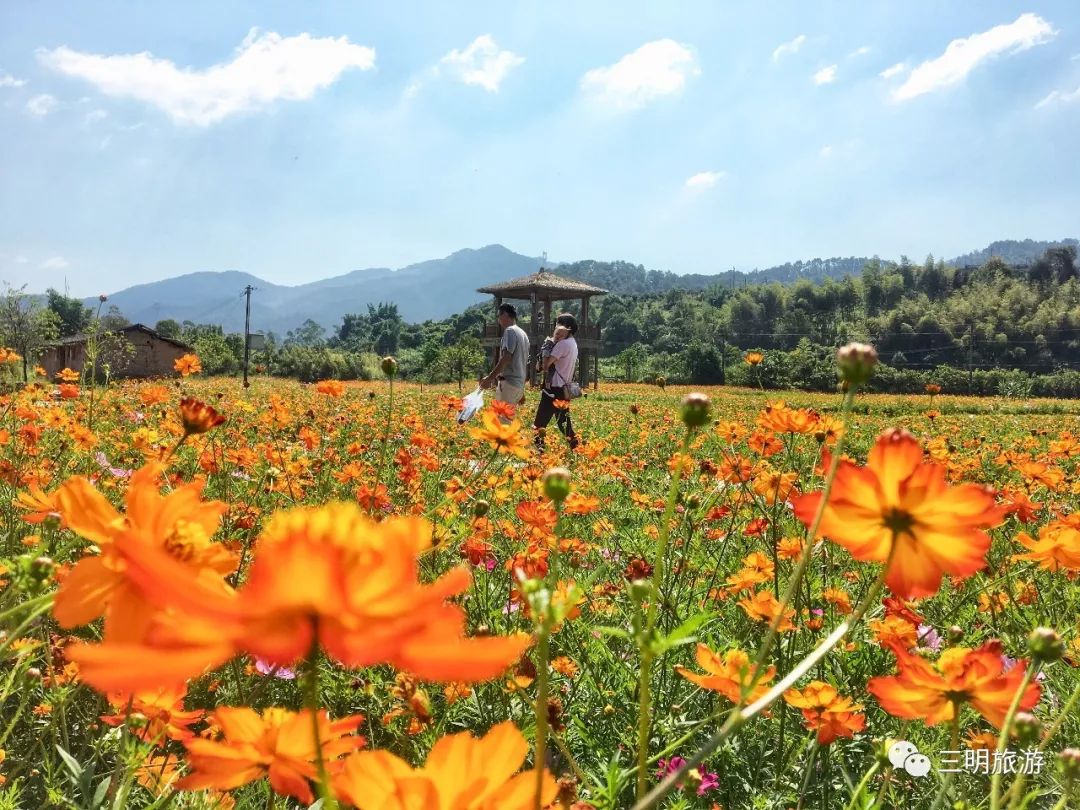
[888,740,932,778]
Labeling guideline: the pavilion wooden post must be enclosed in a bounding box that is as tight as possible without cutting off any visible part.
[579,296,591,387]
[492,296,503,368]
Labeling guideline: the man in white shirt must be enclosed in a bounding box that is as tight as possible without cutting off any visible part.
[479,303,530,420]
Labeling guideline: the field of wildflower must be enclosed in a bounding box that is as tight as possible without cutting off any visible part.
[0,350,1078,810]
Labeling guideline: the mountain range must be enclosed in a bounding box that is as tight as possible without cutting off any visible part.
[74,238,1077,335]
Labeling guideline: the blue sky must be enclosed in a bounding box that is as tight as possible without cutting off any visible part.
[1,1,1079,297]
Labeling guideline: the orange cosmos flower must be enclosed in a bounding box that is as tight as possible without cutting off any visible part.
[790,428,1004,598]
[469,412,532,459]
[13,482,61,524]
[68,504,529,692]
[178,398,226,436]
[490,399,517,420]
[178,706,364,805]
[745,351,764,366]
[867,640,1040,728]
[334,721,556,810]
[55,367,80,383]
[821,587,853,614]
[58,384,80,399]
[1014,460,1065,491]
[100,685,203,743]
[1012,520,1080,571]
[675,644,776,704]
[783,681,866,745]
[315,379,345,397]
[138,385,171,407]
[868,616,918,650]
[738,589,796,631]
[51,462,232,641]
[174,354,202,377]
[563,493,600,515]
[757,402,820,435]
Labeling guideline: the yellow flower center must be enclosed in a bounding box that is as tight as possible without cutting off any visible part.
[882,507,916,538]
[163,520,210,562]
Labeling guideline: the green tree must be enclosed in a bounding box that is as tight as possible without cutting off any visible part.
[46,289,91,337]
[437,335,484,391]
[154,319,182,339]
[0,285,61,381]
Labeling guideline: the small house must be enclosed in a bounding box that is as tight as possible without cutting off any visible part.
[38,323,194,380]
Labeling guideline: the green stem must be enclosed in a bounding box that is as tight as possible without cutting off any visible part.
[843,762,880,810]
[1004,674,1076,808]
[631,540,894,810]
[369,376,395,516]
[635,427,693,801]
[991,664,1037,810]
[305,641,337,810]
[740,388,856,706]
[534,626,550,810]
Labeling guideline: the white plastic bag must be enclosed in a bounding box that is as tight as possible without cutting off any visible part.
[457,387,485,424]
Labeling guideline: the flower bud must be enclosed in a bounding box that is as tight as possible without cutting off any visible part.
[836,342,878,387]
[1028,627,1064,663]
[1059,748,1080,781]
[680,392,712,429]
[26,667,41,681]
[628,579,653,605]
[542,467,572,503]
[603,704,616,716]
[685,494,701,510]
[1011,712,1042,746]
[381,356,398,378]
[30,556,54,580]
[472,499,490,518]
[948,625,964,643]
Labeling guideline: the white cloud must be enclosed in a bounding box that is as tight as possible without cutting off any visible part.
[812,65,838,85]
[879,62,908,79]
[819,145,833,158]
[26,93,57,116]
[84,108,108,125]
[772,34,807,62]
[849,46,871,58]
[1035,85,1080,109]
[893,13,1055,102]
[685,170,724,189]
[40,256,70,270]
[38,29,376,126]
[437,35,523,92]
[0,73,26,88]
[581,39,699,111]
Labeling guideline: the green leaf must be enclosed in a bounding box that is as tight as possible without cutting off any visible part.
[593,625,631,640]
[55,744,83,782]
[653,611,713,655]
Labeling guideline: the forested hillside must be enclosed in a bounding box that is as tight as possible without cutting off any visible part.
[17,246,1079,395]
[585,246,1080,393]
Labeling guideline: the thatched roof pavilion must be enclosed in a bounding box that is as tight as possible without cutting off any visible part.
[477,269,607,387]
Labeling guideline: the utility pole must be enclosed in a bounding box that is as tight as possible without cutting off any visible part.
[967,324,974,390]
[242,285,253,388]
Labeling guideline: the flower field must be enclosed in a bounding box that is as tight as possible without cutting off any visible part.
[1,361,1078,809]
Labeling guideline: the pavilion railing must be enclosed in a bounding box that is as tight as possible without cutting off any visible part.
[481,323,601,342]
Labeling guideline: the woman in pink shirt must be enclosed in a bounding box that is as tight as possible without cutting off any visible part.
[534,313,580,450]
